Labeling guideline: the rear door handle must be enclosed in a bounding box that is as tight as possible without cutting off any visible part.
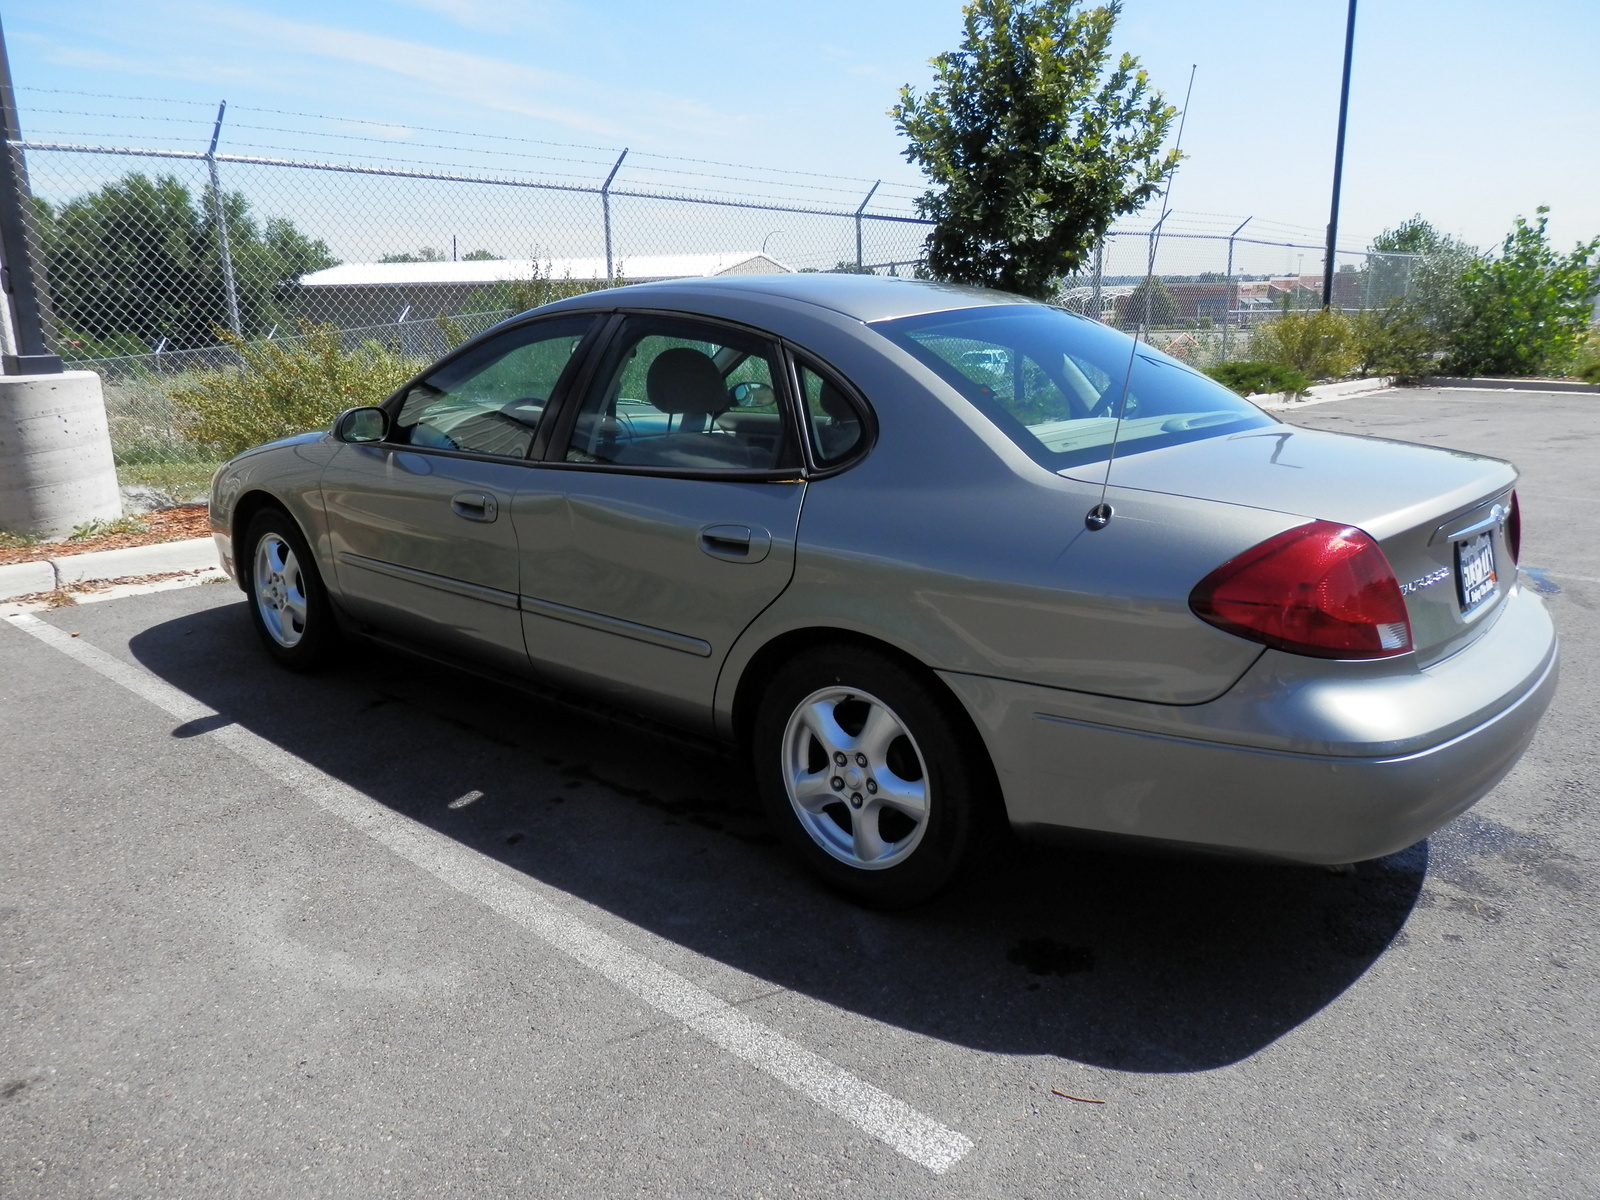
[451,491,498,522]
[699,523,771,563]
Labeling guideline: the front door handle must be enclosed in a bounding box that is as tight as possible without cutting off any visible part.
[699,523,771,563]
[451,491,498,522]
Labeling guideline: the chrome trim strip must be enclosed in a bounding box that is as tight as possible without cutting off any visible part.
[1432,500,1509,545]
[518,593,713,657]
[336,552,520,609]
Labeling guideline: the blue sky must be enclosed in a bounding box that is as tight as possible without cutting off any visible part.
[7,0,1598,252]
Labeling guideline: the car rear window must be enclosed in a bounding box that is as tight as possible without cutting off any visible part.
[873,305,1274,471]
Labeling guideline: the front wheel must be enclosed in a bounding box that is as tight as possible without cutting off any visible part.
[752,646,993,906]
[241,508,340,672]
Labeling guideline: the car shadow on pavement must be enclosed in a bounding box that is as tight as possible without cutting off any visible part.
[129,598,1425,1074]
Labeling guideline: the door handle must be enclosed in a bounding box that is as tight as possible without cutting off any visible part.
[699,523,771,563]
[451,491,498,522]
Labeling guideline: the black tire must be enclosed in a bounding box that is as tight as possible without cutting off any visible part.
[751,645,995,907]
[240,507,340,672]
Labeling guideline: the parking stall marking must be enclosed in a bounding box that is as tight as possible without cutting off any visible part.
[4,612,974,1175]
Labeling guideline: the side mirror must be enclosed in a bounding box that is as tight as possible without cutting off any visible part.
[335,407,388,443]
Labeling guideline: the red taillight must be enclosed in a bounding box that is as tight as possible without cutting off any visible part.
[1190,521,1414,659]
[1506,491,1521,564]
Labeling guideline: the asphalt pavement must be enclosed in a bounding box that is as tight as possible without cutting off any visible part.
[2,386,1596,1197]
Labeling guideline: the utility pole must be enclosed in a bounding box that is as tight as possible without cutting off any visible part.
[0,15,60,373]
[1321,0,1358,310]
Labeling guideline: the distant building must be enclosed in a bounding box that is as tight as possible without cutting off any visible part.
[294,252,793,328]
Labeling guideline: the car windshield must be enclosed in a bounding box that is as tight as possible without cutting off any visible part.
[873,305,1275,471]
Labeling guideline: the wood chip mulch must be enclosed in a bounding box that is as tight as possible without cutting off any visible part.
[0,506,213,567]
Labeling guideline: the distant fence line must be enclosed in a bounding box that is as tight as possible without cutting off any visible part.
[8,136,1421,492]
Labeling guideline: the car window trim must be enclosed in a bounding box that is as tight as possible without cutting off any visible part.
[540,310,806,477]
[375,312,608,462]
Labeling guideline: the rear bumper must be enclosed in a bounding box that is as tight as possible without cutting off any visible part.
[940,586,1559,864]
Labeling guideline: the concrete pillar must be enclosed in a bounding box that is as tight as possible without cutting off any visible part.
[0,370,122,537]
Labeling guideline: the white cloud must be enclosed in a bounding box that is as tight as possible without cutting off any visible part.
[386,0,565,33]
[199,6,623,137]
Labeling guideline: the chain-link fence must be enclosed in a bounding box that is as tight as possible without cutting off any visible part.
[11,131,1419,498]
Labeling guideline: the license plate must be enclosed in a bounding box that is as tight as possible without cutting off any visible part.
[1455,531,1498,615]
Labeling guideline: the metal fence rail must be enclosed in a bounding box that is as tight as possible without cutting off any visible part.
[11,132,1419,498]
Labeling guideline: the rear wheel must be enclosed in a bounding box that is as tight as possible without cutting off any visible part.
[241,508,339,672]
[752,646,992,906]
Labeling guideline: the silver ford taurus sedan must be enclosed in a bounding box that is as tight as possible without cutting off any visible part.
[209,274,1558,904]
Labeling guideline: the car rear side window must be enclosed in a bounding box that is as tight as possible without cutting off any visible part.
[874,305,1273,470]
[391,316,593,457]
[560,318,796,472]
[795,361,867,466]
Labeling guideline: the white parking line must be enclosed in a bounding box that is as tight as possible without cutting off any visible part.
[3,612,974,1174]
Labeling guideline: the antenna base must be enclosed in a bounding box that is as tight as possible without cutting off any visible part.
[1085,503,1113,531]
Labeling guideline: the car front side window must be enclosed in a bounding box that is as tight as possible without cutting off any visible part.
[391,317,594,458]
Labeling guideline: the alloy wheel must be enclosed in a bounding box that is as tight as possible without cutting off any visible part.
[781,686,931,870]
[253,532,308,649]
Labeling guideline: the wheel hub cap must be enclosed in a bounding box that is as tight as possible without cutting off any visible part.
[780,686,930,871]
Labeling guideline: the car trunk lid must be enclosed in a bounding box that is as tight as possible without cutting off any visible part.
[1069,425,1520,663]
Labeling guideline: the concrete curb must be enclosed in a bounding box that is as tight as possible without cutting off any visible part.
[1418,376,1600,395]
[0,536,220,601]
[1253,376,1394,411]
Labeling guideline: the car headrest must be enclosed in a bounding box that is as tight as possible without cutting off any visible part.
[818,381,857,424]
[646,348,726,417]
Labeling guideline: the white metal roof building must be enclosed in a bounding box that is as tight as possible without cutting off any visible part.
[293,253,793,329]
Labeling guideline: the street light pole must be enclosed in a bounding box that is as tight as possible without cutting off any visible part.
[1321,0,1358,311]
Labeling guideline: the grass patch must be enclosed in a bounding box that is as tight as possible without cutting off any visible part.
[68,515,150,541]
[0,529,43,551]
[114,460,223,501]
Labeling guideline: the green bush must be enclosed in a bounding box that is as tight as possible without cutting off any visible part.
[1572,329,1600,383]
[1204,361,1312,397]
[1443,208,1600,377]
[1352,301,1439,379]
[170,323,425,457]
[1249,309,1357,380]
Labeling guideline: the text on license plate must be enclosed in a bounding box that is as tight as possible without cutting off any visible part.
[1455,531,1497,615]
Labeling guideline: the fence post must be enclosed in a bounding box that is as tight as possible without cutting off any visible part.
[206,101,242,339]
[1089,237,1104,322]
[1138,211,1171,343]
[854,181,880,271]
[1222,215,1251,361]
[601,148,628,280]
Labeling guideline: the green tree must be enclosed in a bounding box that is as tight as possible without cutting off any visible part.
[380,246,449,263]
[1444,208,1599,377]
[34,172,337,353]
[1116,276,1177,328]
[1366,215,1477,326]
[892,0,1178,300]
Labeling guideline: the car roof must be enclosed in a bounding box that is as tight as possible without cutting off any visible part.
[538,272,1041,324]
